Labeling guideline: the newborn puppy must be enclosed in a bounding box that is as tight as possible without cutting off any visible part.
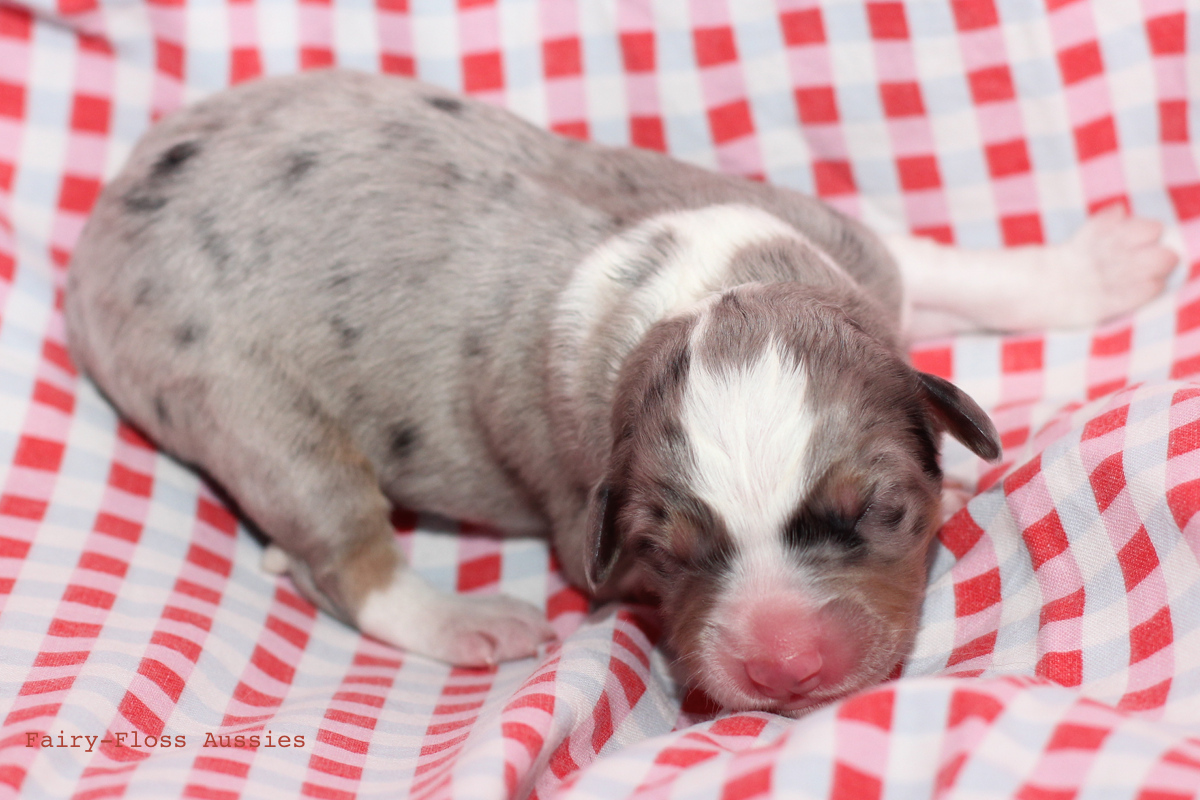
[65,69,1177,713]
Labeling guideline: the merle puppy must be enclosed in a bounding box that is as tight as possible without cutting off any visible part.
[66,70,1177,713]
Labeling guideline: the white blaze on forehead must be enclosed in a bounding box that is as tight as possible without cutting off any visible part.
[680,337,816,552]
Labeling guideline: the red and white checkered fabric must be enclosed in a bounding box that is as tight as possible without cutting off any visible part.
[2,1,1199,798]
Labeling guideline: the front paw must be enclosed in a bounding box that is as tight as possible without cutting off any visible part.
[428,594,557,667]
[355,571,556,667]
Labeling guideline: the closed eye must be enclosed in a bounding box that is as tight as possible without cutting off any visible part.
[783,506,866,551]
[875,504,905,529]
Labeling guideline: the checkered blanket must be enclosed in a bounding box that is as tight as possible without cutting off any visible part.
[2,1,1198,798]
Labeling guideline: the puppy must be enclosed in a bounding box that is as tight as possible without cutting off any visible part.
[65,69,1177,713]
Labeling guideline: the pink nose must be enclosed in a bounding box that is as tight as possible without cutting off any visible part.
[744,651,824,700]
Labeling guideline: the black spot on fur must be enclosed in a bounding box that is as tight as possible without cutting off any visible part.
[123,140,201,213]
[152,140,200,178]
[439,162,463,189]
[493,172,517,196]
[173,321,206,348]
[645,346,690,409]
[154,395,171,426]
[325,260,353,291]
[463,331,485,359]
[378,120,417,147]
[425,96,463,115]
[133,278,157,307]
[123,191,168,213]
[388,423,420,460]
[194,212,233,272]
[616,169,638,195]
[330,316,362,348]
[282,151,318,187]
[294,390,322,418]
[613,231,676,288]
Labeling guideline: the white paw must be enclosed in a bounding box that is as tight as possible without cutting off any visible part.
[1056,204,1179,327]
[428,594,558,667]
[356,571,555,667]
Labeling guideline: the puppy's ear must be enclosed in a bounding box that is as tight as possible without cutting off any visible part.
[917,372,1002,462]
[583,482,623,592]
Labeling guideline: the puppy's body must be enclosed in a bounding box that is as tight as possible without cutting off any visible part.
[66,69,1176,713]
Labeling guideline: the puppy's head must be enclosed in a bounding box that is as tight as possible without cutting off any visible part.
[586,283,999,714]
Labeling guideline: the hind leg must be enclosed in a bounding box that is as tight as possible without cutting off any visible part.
[176,365,554,666]
[890,205,1179,339]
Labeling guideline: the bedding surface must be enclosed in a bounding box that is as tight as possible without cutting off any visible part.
[1,1,1198,798]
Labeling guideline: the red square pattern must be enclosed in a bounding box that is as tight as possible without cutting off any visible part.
[913,224,953,243]
[693,27,737,67]
[552,121,588,140]
[1146,13,1185,55]
[0,7,33,39]
[1000,213,1043,245]
[955,568,1001,617]
[543,38,581,78]
[896,155,940,191]
[813,160,855,196]
[985,139,1030,177]
[14,436,64,471]
[463,51,503,93]
[58,175,101,215]
[0,81,23,118]
[1160,100,1187,142]
[230,49,262,83]
[952,0,999,30]
[620,31,655,72]
[1129,607,1172,663]
[1024,511,1069,572]
[779,8,825,46]
[832,763,883,800]
[968,65,1014,103]
[1002,338,1043,371]
[866,2,908,39]
[910,346,952,378]
[457,554,501,592]
[71,94,110,134]
[1074,116,1118,160]
[707,100,753,144]
[794,86,838,124]
[301,48,334,69]
[1045,723,1109,751]
[630,117,665,151]
[381,54,416,76]
[879,82,924,117]
[1041,587,1085,623]
[1168,183,1200,221]
[1057,40,1103,85]
[157,39,184,78]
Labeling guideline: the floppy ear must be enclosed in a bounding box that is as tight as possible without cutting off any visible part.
[583,482,623,593]
[917,372,1002,462]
